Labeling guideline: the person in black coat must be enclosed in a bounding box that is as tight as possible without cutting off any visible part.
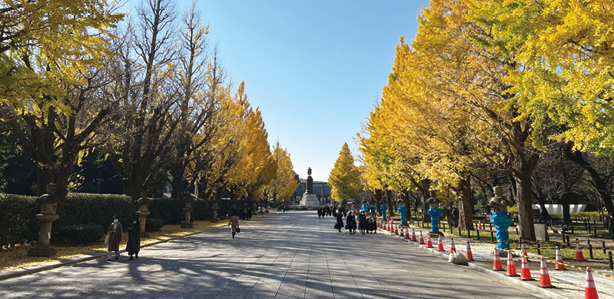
[358,213,368,235]
[246,207,252,220]
[126,218,141,260]
[346,212,357,235]
[368,216,377,234]
[335,212,344,232]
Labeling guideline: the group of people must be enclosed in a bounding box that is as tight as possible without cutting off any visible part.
[237,207,253,221]
[317,206,333,218]
[106,215,141,261]
[277,205,289,213]
[333,209,377,235]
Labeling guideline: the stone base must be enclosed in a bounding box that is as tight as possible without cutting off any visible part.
[181,222,193,228]
[27,246,57,257]
[140,231,149,238]
[300,193,320,206]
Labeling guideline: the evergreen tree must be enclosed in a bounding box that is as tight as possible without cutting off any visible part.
[328,143,361,202]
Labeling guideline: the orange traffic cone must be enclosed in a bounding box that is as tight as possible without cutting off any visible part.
[506,250,519,276]
[449,238,457,254]
[539,257,554,288]
[394,225,399,235]
[555,246,566,270]
[419,231,426,245]
[426,234,432,248]
[404,228,410,239]
[576,240,585,261]
[411,229,417,241]
[465,242,474,261]
[478,221,482,230]
[585,267,599,299]
[493,247,503,271]
[520,255,533,281]
[390,220,394,232]
[437,235,444,251]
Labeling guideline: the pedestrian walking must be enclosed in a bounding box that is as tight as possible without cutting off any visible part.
[335,212,344,233]
[228,213,239,239]
[126,218,140,260]
[106,215,122,261]
[346,211,357,235]
[246,207,252,220]
[358,213,368,235]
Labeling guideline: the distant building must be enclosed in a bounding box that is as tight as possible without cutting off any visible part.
[293,179,332,205]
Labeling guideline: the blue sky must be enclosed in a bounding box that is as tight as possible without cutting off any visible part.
[163,1,429,181]
[192,0,430,181]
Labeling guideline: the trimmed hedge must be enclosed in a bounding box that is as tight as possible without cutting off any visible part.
[52,223,105,244]
[1,193,218,246]
[63,193,136,231]
[146,218,164,232]
[0,194,39,247]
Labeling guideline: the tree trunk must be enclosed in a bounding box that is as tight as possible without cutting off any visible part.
[562,197,572,224]
[421,179,431,222]
[404,191,412,223]
[375,189,382,213]
[170,167,183,201]
[515,173,536,241]
[458,176,474,230]
[386,189,395,217]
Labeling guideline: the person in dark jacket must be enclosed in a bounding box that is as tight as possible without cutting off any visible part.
[126,218,141,260]
[335,212,344,232]
[358,213,368,235]
[346,212,357,235]
[246,207,252,220]
[368,216,377,234]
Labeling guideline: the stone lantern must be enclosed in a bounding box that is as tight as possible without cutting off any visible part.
[181,192,194,228]
[397,198,408,226]
[136,191,150,237]
[28,183,60,257]
[252,200,258,215]
[426,191,442,236]
[488,186,514,250]
[210,201,219,223]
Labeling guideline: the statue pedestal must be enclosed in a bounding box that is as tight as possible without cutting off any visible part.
[300,193,319,207]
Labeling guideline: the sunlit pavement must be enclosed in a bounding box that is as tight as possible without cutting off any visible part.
[0,211,542,298]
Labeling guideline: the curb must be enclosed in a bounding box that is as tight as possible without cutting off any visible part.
[0,219,248,281]
[379,228,571,299]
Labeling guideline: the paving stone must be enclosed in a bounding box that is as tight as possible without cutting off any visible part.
[0,211,548,298]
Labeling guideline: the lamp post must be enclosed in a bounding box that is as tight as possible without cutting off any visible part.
[397,198,408,226]
[27,183,59,257]
[426,191,442,236]
[488,186,514,250]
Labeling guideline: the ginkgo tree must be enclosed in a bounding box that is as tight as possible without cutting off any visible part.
[329,143,361,203]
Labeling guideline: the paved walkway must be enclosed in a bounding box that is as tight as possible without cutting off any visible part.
[0,211,542,298]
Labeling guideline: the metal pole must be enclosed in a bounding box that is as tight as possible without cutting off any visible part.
[491,231,494,243]
[603,241,607,254]
[609,251,613,271]
[537,241,541,255]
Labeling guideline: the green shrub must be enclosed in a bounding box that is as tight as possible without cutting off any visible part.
[192,199,212,220]
[52,223,105,244]
[62,193,136,230]
[0,194,38,247]
[146,218,164,232]
[148,198,183,224]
